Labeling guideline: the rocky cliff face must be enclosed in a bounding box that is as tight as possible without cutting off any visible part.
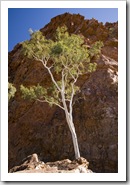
[8,13,118,173]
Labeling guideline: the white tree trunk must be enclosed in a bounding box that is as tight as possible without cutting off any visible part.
[61,85,80,159]
[65,111,80,159]
[69,121,80,159]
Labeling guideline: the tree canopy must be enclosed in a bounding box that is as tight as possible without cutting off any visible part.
[21,25,103,109]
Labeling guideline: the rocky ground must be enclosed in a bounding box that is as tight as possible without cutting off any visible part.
[9,154,93,173]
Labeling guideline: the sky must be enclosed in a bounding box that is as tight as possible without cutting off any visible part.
[8,8,118,51]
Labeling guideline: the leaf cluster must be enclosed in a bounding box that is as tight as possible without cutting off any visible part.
[89,41,104,58]
[22,31,53,60]
[8,82,16,101]
[20,84,47,100]
[20,84,61,107]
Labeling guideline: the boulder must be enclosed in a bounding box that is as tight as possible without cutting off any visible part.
[9,154,93,173]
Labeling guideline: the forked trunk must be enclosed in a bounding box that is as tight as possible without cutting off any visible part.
[61,92,80,159]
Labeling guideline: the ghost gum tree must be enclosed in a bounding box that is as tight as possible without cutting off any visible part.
[20,26,103,159]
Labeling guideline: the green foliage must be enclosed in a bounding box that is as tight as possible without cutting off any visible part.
[8,82,16,101]
[55,25,68,41]
[21,26,103,107]
[89,41,104,58]
[22,31,54,59]
[20,84,47,100]
[20,83,61,107]
[51,43,63,55]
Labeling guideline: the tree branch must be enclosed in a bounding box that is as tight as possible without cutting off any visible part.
[61,59,77,82]
[46,66,61,92]
[61,69,66,92]
[32,52,61,92]
[65,99,71,102]
[37,99,65,110]
[69,83,75,117]
[61,71,69,115]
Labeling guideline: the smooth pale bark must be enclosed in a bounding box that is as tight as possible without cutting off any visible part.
[66,114,80,159]
[61,91,80,159]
